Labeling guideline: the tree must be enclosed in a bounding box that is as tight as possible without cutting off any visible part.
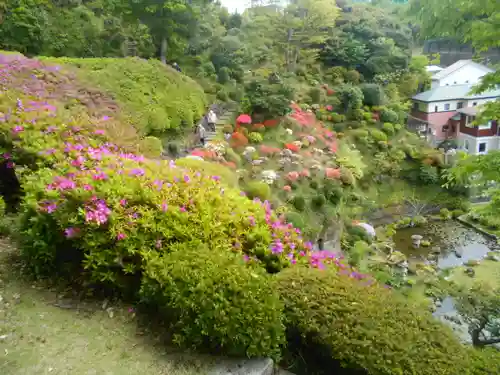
[128,0,203,63]
[454,283,500,347]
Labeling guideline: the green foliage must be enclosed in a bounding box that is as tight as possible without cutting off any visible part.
[308,87,323,104]
[48,57,207,134]
[224,147,241,166]
[292,195,307,212]
[276,266,470,375]
[248,132,264,144]
[244,181,271,201]
[344,69,361,84]
[243,78,294,117]
[419,165,439,185]
[217,66,231,84]
[311,194,326,211]
[138,136,163,158]
[175,158,238,187]
[382,122,395,135]
[336,84,364,113]
[380,108,399,124]
[285,211,306,230]
[361,83,386,107]
[140,245,285,359]
[369,128,388,142]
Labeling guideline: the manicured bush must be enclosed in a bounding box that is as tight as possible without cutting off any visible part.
[382,122,395,136]
[48,57,207,134]
[244,181,271,201]
[308,87,322,104]
[292,195,307,212]
[361,83,385,107]
[369,128,388,142]
[380,108,399,124]
[217,66,231,84]
[311,194,326,211]
[230,132,249,148]
[248,132,264,144]
[276,266,471,375]
[344,69,360,84]
[140,245,285,359]
[138,136,163,157]
[323,181,343,205]
[467,347,500,375]
[285,211,306,230]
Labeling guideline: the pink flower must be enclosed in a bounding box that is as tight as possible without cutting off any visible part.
[120,199,127,206]
[117,233,126,240]
[283,185,292,192]
[12,125,24,133]
[64,227,80,239]
[94,129,105,135]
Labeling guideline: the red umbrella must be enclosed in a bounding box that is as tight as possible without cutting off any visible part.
[236,114,252,124]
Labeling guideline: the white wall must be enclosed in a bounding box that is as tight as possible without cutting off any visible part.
[437,64,489,87]
[457,133,500,155]
[466,98,497,107]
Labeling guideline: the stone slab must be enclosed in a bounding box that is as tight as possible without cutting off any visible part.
[207,358,274,375]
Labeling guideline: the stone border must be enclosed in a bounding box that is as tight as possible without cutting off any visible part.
[456,214,499,240]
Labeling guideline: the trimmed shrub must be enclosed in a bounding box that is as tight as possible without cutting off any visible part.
[138,136,163,157]
[276,266,471,375]
[285,211,306,230]
[308,87,322,104]
[140,246,285,358]
[361,83,385,107]
[230,132,249,148]
[369,128,388,142]
[292,195,307,212]
[344,69,360,84]
[382,122,395,136]
[340,168,355,185]
[48,57,207,134]
[244,181,271,201]
[380,108,399,124]
[248,132,264,144]
[311,194,326,211]
[217,67,231,84]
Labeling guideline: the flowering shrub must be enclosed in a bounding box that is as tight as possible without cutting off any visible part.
[325,168,341,179]
[140,246,285,359]
[263,118,281,128]
[276,266,471,375]
[260,145,281,156]
[284,143,300,153]
[229,132,249,148]
[286,171,300,182]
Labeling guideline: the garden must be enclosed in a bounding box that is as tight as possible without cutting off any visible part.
[0,0,500,373]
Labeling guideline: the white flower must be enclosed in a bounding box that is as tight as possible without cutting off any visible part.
[285,128,293,135]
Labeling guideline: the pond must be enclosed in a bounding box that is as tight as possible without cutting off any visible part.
[392,220,497,269]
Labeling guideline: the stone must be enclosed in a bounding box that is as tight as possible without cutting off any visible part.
[208,358,274,375]
[411,234,423,248]
[275,368,297,375]
[431,246,441,254]
[465,267,475,277]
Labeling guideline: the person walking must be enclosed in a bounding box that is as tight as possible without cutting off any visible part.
[197,123,206,146]
[172,62,181,72]
[207,109,217,132]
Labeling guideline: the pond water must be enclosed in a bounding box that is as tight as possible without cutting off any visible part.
[392,220,497,269]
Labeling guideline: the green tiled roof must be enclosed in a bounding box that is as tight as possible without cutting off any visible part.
[412,84,500,102]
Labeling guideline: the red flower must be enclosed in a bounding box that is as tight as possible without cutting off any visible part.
[236,114,252,124]
[230,132,248,148]
[263,118,280,128]
[285,143,300,153]
[325,105,333,111]
[326,89,335,96]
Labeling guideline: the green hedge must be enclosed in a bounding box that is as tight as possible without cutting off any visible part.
[41,57,207,135]
[276,266,471,375]
[140,245,285,358]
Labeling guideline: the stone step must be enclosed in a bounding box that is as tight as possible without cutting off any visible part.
[207,358,273,375]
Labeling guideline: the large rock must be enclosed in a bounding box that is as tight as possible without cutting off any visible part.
[208,358,274,375]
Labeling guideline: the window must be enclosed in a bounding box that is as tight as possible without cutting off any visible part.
[442,125,449,133]
[478,143,487,153]
[434,105,438,112]
[444,103,451,111]
[454,81,457,84]
[473,102,478,106]
[466,116,475,128]
[478,121,492,130]
[464,140,469,150]
[457,102,464,109]
[466,80,469,83]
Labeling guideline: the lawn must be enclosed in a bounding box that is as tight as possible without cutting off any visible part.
[449,259,500,290]
[0,239,210,375]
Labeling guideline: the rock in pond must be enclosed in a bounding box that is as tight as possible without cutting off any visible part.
[465,267,475,277]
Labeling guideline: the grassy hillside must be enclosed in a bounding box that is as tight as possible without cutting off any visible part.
[41,57,207,138]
